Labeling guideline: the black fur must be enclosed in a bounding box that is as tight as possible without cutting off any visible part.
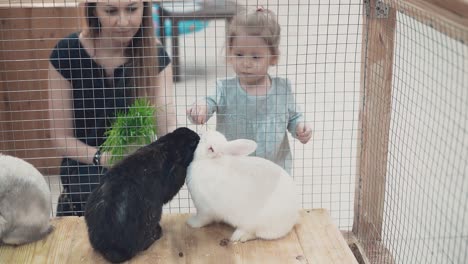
[84,127,200,263]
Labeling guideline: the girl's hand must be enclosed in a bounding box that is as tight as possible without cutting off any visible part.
[186,104,208,125]
[295,123,312,144]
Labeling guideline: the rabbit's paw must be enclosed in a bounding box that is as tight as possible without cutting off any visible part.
[230,229,256,242]
[187,214,211,228]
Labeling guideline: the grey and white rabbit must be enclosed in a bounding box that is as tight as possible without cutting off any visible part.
[0,154,53,245]
[186,130,300,242]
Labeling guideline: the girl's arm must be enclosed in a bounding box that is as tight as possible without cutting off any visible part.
[186,80,223,125]
[150,63,177,135]
[285,79,312,143]
[48,63,110,166]
[286,80,304,136]
[287,105,312,144]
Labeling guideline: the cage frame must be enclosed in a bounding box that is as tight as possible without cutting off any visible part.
[1,0,467,263]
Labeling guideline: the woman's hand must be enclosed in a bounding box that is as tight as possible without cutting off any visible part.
[186,104,208,125]
[99,152,113,169]
[295,122,313,144]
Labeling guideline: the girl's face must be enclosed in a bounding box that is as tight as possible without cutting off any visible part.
[228,34,278,86]
[95,1,144,45]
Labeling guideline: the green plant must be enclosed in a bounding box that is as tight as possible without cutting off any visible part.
[100,98,157,165]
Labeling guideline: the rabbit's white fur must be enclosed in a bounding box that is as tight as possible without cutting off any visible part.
[186,130,300,242]
[0,154,53,245]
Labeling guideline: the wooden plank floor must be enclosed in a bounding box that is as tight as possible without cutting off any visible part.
[0,209,357,264]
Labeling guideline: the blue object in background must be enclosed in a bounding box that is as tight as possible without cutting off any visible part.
[152,3,209,37]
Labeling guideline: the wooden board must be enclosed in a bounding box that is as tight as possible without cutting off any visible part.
[354,0,396,243]
[389,0,468,43]
[0,7,80,175]
[0,209,357,264]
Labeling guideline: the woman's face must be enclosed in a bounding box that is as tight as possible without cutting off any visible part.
[94,1,144,45]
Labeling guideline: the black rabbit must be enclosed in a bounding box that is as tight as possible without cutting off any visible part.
[84,127,200,263]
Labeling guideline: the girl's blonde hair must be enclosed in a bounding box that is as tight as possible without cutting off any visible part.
[227,7,281,56]
[81,1,158,99]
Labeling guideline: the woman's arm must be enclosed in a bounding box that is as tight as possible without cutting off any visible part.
[48,62,109,166]
[150,63,177,135]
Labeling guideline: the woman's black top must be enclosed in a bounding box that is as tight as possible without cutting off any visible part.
[50,32,171,147]
[49,32,171,216]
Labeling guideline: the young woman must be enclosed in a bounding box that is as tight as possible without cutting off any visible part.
[48,1,176,216]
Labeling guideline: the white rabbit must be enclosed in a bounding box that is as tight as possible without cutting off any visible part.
[186,130,300,242]
[0,154,53,245]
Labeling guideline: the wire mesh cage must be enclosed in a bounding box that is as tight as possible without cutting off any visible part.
[353,0,467,263]
[0,0,466,263]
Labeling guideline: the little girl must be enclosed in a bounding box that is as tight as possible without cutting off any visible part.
[187,7,312,174]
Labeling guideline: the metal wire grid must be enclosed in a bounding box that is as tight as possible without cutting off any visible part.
[0,0,362,231]
[359,3,467,263]
[166,0,363,232]
[1,0,465,262]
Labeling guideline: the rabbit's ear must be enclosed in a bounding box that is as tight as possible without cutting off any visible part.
[223,139,257,156]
